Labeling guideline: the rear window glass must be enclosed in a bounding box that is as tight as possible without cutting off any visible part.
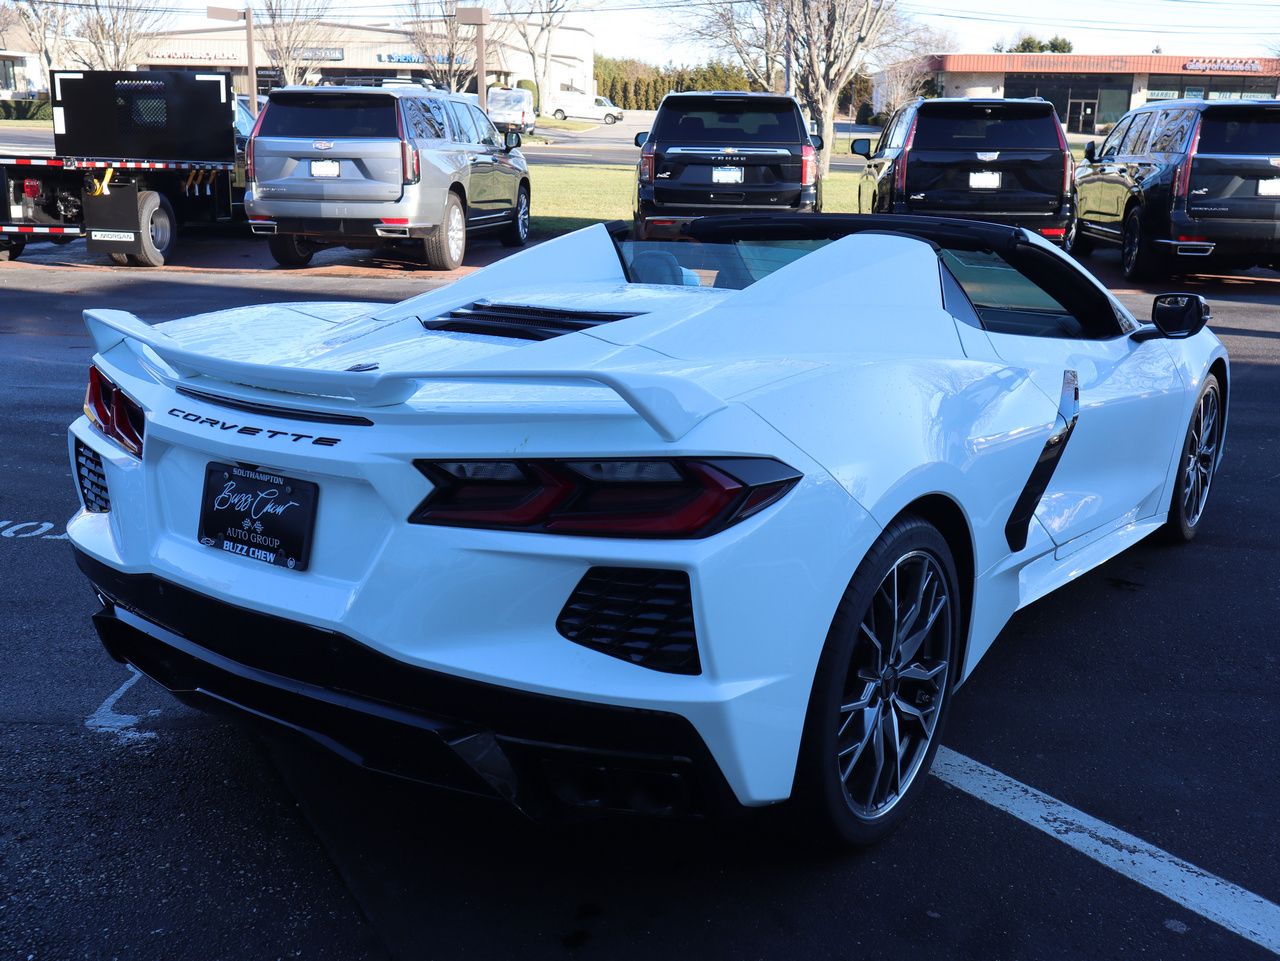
[488,90,527,108]
[1199,110,1280,154]
[652,98,803,143]
[914,105,1061,150]
[257,94,398,139]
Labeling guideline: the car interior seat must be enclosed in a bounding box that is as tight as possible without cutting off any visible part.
[629,250,686,285]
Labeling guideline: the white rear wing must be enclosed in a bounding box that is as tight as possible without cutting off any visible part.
[84,307,726,443]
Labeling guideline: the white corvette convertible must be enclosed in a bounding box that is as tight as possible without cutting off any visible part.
[68,214,1227,844]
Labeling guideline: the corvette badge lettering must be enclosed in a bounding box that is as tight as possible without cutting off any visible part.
[167,408,340,446]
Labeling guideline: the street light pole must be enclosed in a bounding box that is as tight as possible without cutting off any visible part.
[456,7,490,112]
[207,5,257,115]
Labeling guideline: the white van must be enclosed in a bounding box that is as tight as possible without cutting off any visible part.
[546,92,624,125]
[484,86,536,134]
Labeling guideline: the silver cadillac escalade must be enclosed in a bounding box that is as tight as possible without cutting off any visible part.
[245,82,531,270]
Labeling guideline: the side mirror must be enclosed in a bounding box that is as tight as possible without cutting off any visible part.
[1083,141,1097,162]
[1151,293,1211,338]
[504,130,522,150]
[810,134,824,151]
[634,131,648,148]
[851,138,871,158]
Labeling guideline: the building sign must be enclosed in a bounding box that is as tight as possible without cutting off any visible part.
[266,47,344,61]
[1184,59,1262,73]
[148,50,237,61]
[376,52,469,65]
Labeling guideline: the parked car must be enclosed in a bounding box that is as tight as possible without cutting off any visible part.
[1068,98,1280,279]
[246,84,530,270]
[633,91,821,239]
[485,86,536,134]
[68,213,1226,845]
[546,92,623,124]
[852,98,1073,243]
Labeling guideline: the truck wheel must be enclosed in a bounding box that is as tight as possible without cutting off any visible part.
[422,192,466,270]
[604,114,617,125]
[553,109,566,121]
[268,233,315,267]
[0,240,24,262]
[130,191,177,267]
[109,253,130,266]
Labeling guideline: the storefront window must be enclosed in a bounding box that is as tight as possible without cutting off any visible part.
[1004,74,1134,133]
[1147,74,1279,102]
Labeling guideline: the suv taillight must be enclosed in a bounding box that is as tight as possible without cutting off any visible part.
[1054,116,1074,195]
[639,141,655,184]
[245,102,268,182]
[396,103,420,185]
[1173,116,1203,201]
[84,366,145,457]
[801,144,817,186]
[409,458,801,538]
[894,115,918,199]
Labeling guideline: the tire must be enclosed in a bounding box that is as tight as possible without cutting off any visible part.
[604,114,617,125]
[1064,197,1093,257]
[553,109,566,121]
[422,191,466,270]
[1121,208,1165,282]
[0,240,25,262]
[130,191,176,267]
[1165,373,1222,542]
[792,515,961,847]
[500,185,530,247]
[267,233,315,267]
[108,253,130,266]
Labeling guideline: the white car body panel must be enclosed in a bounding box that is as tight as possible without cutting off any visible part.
[67,220,1229,811]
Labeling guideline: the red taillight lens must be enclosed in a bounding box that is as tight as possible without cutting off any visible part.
[23,179,39,198]
[1174,116,1202,200]
[801,143,817,186]
[409,458,801,538]
[1039,228,1066,237]
[245,102,268,182]
[84,366,145,456]
[402,140,420,185]
[1178,235,1208,242]
[894,116,917,197]
[639,141,655,184]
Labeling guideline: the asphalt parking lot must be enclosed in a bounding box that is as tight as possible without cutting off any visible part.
[3,216,1280,958]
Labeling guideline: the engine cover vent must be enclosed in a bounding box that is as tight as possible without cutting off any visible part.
[421,300,642,341]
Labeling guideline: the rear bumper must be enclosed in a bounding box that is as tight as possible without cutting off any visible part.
[248,217,433,241]
[76,547,740,822]
[634,190,821,239]
[897,203,1072,242]
[1165,211,1280,262]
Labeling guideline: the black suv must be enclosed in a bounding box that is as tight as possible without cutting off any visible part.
[852,98,1073,243]
[1069,98,1280,279]
[632,92,821,240]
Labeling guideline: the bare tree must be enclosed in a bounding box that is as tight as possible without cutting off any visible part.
[786,0,895,176]
[403,0,509,92]
[70,0,172,71]
[498,0,572,113]
[678,0,788,93]
[260,0,336,87]
[13,0,75,84]
[872,15,951,114]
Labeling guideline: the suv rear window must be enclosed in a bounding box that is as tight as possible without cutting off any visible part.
[257,93,398,139]
[1198,108,1280,155]
[652,97,803,143]
[914,104,1061,150]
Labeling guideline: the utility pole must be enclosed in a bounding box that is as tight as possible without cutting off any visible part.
[456,7,490,111]
[207,5,257,115]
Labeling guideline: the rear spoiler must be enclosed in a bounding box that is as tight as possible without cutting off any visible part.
[84,308,726,443]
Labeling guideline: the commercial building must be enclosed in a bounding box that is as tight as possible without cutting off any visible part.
[0,18,40,98]
[928,53,1280,133]
[138,20,593,100]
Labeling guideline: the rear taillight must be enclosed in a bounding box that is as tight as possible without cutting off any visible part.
[894,115,918,198]
[801,144,817,187]
[84,366,145,457]
[23,179,39,198]
[1173,116,1203,200]
[409,457,801,538]
[1054,117,1074,195]
[1039,228,1066,237]
[402,140,420,185]
[245,102,268,182]
[639,141,655,184]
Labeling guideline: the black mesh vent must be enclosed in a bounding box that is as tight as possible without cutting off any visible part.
[557,567,699,675]
[75,438,110,513]
[421,300,641,341]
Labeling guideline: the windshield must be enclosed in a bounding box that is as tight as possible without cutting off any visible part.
[618,240,831,288]
[651,98,804,143]
[488,90,525,108]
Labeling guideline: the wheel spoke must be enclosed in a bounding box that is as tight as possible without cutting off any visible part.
[838,700,879,782]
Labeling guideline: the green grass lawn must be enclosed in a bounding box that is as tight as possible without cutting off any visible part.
[534,116,595,132]
[0,118,52,128]
[530,164,863,236]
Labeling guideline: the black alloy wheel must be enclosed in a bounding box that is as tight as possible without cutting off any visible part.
[1166,373,1222,542]
[1064,196,1092,256]
[794,515,960,846]
[1121,208,1165,282]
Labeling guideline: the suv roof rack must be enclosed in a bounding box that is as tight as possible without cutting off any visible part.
[316,76,437,88]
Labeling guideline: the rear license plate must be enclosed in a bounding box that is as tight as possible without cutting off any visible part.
[1258,178,1280,196]
[198,462,318,571]
[310,159,341,178]
[969,171,1001,189]
[712,166,744,184]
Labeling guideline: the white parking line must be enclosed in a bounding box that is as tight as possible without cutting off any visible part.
[934,747,1280,955]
